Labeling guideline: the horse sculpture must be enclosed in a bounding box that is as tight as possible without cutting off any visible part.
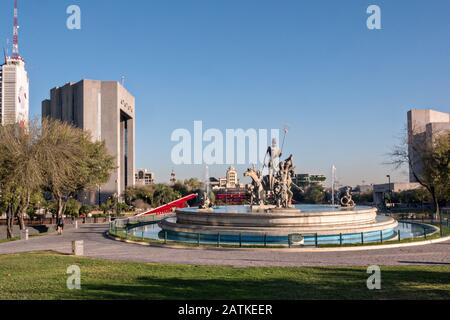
[244,168,270,206]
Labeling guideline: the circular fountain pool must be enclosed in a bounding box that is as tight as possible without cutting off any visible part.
[130,205,438,246]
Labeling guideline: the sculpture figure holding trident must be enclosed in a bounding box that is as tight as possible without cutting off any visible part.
[263,126,288,191]
[245,126,302,211]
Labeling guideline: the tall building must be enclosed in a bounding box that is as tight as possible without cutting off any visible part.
[407,109,450,182]
[42,80,136,203]
[0,0,29,126]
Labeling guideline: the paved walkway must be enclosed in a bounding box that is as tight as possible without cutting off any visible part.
[0,224,449,267]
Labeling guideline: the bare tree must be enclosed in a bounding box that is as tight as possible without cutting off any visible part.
[389,125,450,219]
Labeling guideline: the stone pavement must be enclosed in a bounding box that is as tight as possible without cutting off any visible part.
[0,224,449,267]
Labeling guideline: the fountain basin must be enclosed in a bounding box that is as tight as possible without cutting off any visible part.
[159,205,398,237]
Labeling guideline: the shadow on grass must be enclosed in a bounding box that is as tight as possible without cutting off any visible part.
[71,268,450,300]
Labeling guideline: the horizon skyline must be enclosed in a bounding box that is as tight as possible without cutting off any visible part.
[1,0,450,186]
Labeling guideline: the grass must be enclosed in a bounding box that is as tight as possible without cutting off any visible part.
[0,252,449,300]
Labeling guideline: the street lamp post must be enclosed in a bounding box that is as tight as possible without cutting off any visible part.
[98,185,101,207]
[386,175,392,209]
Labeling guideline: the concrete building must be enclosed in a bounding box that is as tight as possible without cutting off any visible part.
[373,182,421,207]
[0,56,29,126]
[135,169,155,186]
[408,109,450,182]
[42,80,135,203]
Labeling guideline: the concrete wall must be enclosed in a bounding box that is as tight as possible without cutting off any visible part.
[407,109,450,182]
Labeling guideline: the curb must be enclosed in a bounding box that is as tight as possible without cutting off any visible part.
[106,232,450,253]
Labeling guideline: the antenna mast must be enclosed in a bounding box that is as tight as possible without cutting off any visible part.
[12,0,20,59]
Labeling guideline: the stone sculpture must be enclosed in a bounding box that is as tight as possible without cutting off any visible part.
[244,139,297,209]
[340,186,356,208]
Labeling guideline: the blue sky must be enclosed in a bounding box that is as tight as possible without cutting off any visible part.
[1,0,450,186]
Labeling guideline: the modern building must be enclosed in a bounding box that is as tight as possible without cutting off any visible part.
[135,169,155,186]
[408,109,450,182]
[0,1,29,126]
[42,80,136,203]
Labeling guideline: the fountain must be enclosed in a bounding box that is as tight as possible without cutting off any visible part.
[159,138,400,245]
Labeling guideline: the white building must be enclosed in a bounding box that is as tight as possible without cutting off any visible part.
[226,166,239,188]
[0,56,29,126]
[0,0,29,127]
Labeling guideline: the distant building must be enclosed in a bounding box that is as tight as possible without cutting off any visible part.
[42,80,136,204]
[170,170,177,185]
[293,174,326,188]
[354,185,373,194]
[135,169,155,186]
[218,178,227,189]
[209,177,220,189]
[226,166,239,188]
[408,109,450,182]
[373,182,421,206]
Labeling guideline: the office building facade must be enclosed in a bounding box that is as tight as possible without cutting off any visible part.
[42,80,135,203]
[407,109,450,182]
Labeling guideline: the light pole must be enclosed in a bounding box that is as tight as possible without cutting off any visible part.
[386,175,392,209]
[98,185,101,207]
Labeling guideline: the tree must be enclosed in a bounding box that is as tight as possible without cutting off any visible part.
[0,120,115,238]
[0,122,45,234]
[124,185,155,207]
[152,184,181,207]
[65,198,82,217]
[389,128,449,218]
[304,184,326,204]
[38,119,115,219]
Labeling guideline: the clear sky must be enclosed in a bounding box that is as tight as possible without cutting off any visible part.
[1,0,450,186]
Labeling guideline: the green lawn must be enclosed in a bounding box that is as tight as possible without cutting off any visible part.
[0,252,449,300]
